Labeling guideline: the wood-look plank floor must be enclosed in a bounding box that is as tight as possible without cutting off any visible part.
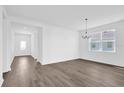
[2,56,124,87]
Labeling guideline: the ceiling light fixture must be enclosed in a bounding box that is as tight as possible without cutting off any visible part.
[82,18,90,39]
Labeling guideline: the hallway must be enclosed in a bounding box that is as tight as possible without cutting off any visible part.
[2,56,37,87]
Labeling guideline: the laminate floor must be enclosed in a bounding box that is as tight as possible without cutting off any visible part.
[2,56,124,87]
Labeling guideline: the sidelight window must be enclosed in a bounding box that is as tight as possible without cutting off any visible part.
[20,41,26,50]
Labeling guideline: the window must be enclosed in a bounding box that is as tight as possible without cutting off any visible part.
[89,29,116,52]
[90,32,101,51]
[20,41,26,50]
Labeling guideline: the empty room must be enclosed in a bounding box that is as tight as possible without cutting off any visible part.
[0,5,124,87]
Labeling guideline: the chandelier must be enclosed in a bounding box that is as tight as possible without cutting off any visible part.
[82,18,90,39]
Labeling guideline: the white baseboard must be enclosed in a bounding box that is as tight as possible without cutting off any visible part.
[3,67,11,73]
[42,58,80,65]
[79,58,124,68]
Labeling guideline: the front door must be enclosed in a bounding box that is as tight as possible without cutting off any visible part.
[14,33,31,56]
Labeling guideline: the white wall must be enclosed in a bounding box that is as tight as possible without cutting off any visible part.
[0,6,3,86]
[4,16,79,68]
[3,18,9,72]
[2,17,43,72]
[79,20,124,67]
[11,22,39,57]
[8,21,42,67]
[42,24,79,65]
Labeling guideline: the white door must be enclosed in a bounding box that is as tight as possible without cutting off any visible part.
[14,33,31,56]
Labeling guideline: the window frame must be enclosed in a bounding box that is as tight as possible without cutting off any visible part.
[89,29,116,53]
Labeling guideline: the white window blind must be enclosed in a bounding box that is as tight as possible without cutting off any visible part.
[89,29,116,52]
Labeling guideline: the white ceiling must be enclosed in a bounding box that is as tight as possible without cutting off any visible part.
[4,5,124,30]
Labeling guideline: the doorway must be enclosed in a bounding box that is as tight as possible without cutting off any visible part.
[14,33,31,56]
